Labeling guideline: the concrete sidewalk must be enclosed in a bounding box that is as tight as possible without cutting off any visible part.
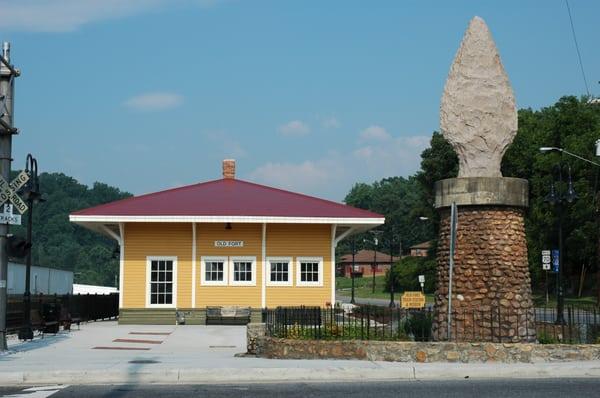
[0,321,599,385]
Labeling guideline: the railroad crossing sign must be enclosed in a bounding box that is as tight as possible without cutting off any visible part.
[0,204,21,225]
[0,170,29,214]
[541,249,551,271]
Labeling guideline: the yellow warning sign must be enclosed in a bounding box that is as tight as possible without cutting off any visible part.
[401,291,426,309]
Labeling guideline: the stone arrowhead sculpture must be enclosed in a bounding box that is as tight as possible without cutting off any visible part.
[440,16,517,178]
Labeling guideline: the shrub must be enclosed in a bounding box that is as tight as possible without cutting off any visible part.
[537,331,558,344]
[404,311,432,341]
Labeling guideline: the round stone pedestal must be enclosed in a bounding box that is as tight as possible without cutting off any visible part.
[433,178,536,343]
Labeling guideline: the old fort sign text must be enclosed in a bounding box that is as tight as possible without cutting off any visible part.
[214,240,244,248]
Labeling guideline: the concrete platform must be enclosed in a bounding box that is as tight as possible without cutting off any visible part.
[0,321,599,385]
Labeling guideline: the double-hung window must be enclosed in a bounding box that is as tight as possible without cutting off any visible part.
[201,256,228,286]
[230,257,256,286]
[266,257,292,286]
[296,257,323,287]
[147,257,177,307]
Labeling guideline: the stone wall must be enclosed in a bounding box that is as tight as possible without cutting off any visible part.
[247,323,267,354]
[256,337,600,363]
[433,205,536,342]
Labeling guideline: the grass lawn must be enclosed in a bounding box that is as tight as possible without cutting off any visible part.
[532,294,597,307]
[335,276,434,303]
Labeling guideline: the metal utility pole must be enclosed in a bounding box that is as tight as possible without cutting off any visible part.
[447,202,458,341]
[0,42,19,351]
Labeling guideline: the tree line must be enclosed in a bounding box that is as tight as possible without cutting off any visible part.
[342,96,600,300]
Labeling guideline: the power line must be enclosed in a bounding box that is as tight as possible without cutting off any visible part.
[565,0,590,97]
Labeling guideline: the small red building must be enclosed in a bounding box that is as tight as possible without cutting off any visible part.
[336,250,394,277]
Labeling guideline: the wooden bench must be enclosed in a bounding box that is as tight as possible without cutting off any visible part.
[31,309,59,335]
[206,306,251,325]
[60,306,81,331]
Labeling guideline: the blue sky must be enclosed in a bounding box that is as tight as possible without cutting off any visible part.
[1,0,599,201]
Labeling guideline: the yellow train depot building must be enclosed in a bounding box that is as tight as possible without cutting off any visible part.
[69,160,384,324]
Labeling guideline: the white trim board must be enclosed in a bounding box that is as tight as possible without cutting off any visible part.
[70,215,384,225]
[191,222,196,308]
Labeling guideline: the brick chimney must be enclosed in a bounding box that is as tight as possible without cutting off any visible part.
[222,159,236,179]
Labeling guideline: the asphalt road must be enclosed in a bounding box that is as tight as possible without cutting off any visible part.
[2,379,600,398]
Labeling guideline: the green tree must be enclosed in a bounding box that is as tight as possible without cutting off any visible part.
[10,172,131,286]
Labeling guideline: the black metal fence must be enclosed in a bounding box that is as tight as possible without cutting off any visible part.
[6,293,119,334]
[264,304,600,344]
[264,306,432,341]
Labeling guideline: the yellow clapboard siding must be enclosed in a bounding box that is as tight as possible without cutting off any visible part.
[265,224,332,308]
[122,222,333,309]
[196,223,262,307]
[123,222,192,308]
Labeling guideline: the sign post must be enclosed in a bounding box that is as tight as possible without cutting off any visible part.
[551,249,560,273]
[0,42,20,351]
[542,250,551,305]
[418,274,425,294]
[447,202,458,341]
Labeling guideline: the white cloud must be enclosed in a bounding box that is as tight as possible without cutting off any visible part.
[278,120,311,137]
[359,125,391,141]
[249,132,432,200]
[353,135,430,176]
[123,92,183,112]
[249,158,343,195]
[203,129,247,158]
[322,116,341,129]
[0,0,221,32]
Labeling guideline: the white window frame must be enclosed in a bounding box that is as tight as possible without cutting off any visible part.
[146,256,178,308]
[229,256,257,286]
[266,257,293,287]
[296,257,324,287]
[201,256,229,286]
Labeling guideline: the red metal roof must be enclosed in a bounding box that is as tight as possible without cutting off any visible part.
[339,250,394,264]
[71,178,383,219]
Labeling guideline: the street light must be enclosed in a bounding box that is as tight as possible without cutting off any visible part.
[387,228,399,308]
[350,237,357,304]
[544,164,577,325]
[540,145,600,323]
[18,154,43,341]
[539,146,600,167]
[366,230,383,294]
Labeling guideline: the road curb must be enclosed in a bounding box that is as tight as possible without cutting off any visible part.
[1,362,599,385]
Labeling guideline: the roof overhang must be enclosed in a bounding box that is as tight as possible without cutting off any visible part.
[69,215,384,225]
[70,215,384,241]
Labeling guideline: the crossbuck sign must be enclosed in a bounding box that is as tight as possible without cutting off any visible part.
[0,170,29,214]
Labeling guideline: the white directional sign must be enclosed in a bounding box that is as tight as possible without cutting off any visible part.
[0,170,29,214]
[0,204,21,225]
[541,249,551,271]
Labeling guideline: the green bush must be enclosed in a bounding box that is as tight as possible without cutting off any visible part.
[385,256,436,294]
[537,330,559,344]
[404,311,433,341]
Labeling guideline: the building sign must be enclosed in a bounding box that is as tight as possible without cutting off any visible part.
[401,291,426,309]
[214,240,244,248]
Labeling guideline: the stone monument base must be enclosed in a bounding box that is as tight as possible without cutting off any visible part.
[433,178,536,343]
